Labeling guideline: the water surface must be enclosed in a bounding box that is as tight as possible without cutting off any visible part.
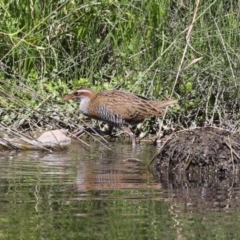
[1,141,240,239]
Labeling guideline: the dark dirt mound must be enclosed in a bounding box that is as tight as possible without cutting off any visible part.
[151,127,240,176]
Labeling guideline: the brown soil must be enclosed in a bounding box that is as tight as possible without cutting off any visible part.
[151,127,240,176]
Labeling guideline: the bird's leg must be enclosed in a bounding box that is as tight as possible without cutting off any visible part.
[107,124,114,136]
[121,126,136,146]
[102,124,117,138]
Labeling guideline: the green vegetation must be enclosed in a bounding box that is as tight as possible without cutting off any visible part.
[0,0,240,132]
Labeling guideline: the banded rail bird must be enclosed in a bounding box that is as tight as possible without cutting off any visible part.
[63,87,177,146]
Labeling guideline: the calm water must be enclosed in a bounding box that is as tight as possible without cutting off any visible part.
[1,140,240,240]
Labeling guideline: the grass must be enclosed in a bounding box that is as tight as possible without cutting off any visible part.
[0,0,240,135]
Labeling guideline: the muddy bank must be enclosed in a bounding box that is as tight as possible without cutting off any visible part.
[151,127,240,176]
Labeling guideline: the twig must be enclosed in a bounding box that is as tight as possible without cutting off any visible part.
[0,136,19,150]
[147,135,176,171]
[224,139,234,172]
[0,123,51,151]
[157,0,201,139]
[224,137,240,172]
[14,94,52,128]
[184,152,192,172]
[213,18,236,87]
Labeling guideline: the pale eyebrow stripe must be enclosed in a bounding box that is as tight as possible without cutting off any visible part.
[76,90,91,94]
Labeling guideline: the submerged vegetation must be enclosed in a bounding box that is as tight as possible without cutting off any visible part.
[0,0,240,135]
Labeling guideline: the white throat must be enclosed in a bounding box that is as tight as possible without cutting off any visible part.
[77,97,90,116]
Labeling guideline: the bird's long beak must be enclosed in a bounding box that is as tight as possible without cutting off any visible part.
[63,93,75,101]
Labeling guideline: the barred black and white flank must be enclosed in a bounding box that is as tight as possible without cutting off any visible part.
[63,87,178,146]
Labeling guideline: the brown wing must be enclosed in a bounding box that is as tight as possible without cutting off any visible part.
[89,90,177,125]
